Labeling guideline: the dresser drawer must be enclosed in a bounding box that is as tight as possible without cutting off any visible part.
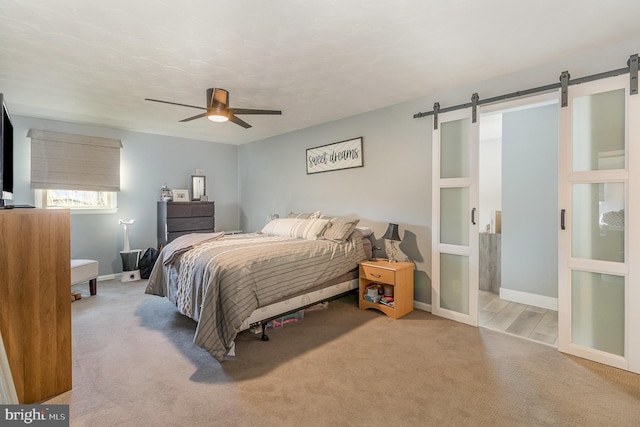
[166,216,214,232]
[166,202,214,218]
[360,265,395,285]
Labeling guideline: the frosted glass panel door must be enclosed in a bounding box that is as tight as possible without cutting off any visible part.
[432,109,479,326]
[558,74,640,373]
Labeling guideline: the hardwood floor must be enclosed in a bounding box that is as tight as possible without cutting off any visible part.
[479,290,558,347]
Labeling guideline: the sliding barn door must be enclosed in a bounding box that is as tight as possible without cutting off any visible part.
[558,74,640,373]
[431,108,479,326]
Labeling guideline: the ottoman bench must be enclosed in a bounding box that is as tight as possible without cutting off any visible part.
[71,259,99,296]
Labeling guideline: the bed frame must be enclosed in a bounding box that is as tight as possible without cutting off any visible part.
[149,229,372,359]
[239,277,359,342]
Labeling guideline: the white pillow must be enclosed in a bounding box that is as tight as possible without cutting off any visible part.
[355,225,373,237]
[262,218,331,240]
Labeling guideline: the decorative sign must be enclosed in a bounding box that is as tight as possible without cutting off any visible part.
[306,137,363,174]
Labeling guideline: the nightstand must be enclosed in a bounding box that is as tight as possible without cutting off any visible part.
[359,259,415,319]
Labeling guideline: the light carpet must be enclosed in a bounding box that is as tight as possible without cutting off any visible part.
[46,280,640,426]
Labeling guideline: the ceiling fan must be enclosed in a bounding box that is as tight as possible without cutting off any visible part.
[145,88,282,129]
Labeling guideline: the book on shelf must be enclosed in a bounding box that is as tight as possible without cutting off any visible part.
[379,296,394,308]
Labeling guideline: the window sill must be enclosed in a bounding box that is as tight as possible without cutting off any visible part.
[34,204,118,215]
[69,208,118,215]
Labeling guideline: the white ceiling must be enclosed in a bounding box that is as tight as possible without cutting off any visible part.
[1,0,639,145]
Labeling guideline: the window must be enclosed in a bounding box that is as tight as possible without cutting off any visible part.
[36,189,117,213]
[28,130,122,214]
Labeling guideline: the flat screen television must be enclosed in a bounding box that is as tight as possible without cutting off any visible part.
[0,93,13,208]
[0,93,14,208]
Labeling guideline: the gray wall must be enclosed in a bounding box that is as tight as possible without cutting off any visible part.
[11,116,239,276]
[501,104,558,298]
[238,38,639,305]
[238,102,433,303]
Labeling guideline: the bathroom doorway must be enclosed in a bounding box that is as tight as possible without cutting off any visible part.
[478,94,559,347]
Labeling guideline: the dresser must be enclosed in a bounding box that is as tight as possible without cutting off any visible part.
[157,201,215,247]
[0,208,72,403]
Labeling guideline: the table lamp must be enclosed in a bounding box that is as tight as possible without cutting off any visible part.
[382,223,401,263]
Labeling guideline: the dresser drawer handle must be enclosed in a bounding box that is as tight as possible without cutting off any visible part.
[370,273,382,278]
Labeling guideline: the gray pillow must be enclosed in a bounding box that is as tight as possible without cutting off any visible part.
[323,218,360,242]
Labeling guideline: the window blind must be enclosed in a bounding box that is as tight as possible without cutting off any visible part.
[28,130,122,191]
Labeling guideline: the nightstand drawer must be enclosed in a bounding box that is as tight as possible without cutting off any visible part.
[360,266,395,285]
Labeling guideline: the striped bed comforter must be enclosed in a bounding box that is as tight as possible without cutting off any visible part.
[145,232,366,360]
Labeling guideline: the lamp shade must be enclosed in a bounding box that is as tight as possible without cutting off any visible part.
[382,223,401,242]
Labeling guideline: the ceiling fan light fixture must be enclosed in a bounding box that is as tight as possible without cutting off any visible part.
[145,87,280,128]
[207,113,229,123]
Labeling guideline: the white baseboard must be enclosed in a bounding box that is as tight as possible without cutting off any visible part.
[98,274,147,282]
[499,287,558,311]
[414,301,432,313]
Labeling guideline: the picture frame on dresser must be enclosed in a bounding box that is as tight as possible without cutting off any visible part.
[172,189,189,202]
[191,175,206,201]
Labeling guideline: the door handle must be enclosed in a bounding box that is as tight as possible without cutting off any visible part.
[471,208,477,225]
[561,209,566,230]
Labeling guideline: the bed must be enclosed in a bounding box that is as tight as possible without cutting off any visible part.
[145,216,371,360]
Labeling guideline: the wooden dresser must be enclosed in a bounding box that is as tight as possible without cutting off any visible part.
[157,201,215,247]
[0,208,72,403]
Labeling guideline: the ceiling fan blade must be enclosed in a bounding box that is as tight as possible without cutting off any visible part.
[229,108,282,115]
[179,112,209,122]
[145,98,205,110]
[228,114,252,128]
[147,89,277,129]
